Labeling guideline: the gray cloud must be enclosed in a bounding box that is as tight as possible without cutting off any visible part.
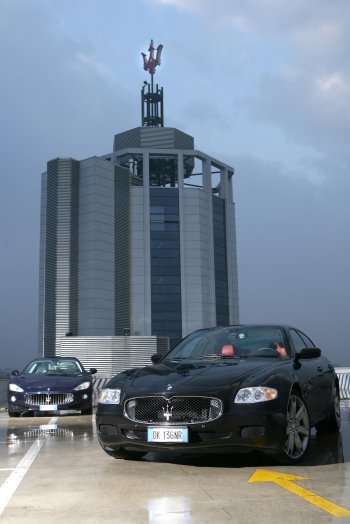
[234,154,350,366]
[0,0,136,368]
[0,0,349,371]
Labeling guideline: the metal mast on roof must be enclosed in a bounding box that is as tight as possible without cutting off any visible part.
[141,40,164,127]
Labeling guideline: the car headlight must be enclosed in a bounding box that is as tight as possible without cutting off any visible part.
[8,383,24,393]
[74,381,91,391]
[234,387,278,403]
[98,388,121,404]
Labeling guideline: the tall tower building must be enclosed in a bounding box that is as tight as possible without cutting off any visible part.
[38,42,239,370]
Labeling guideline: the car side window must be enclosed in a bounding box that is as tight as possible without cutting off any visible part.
[289,330,306,352]
[297,330,315,348]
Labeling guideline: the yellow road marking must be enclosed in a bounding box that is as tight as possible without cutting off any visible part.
[249,469,350,517]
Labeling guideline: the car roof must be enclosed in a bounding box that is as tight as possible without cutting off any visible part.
[199,324,294,331]
[29,356,80,362]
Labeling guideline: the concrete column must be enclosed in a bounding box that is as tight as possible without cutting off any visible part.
[203,158,216,325]
[143,151,152,334]
[177,151,187,336]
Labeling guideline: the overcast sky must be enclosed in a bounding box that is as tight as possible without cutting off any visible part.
[0,0,349,369]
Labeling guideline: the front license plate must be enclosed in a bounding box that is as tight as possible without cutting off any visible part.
[147,427,188,443]
[39,405,57,411]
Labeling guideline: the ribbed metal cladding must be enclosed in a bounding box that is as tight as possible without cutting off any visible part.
[113,127,194,151]
[141,128,180,148]
[57,336,169,376]
[69,163,79,337]
[43,161,58,356]
[38,173,48,355]
[42,158,79,357]
[114,127,141,151]
[54,158,80,351]
[114,166,131,335]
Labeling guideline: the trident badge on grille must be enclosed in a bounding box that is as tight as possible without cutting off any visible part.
[162,403,174,422]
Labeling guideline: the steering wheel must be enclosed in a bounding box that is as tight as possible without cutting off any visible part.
[257,347,279,355]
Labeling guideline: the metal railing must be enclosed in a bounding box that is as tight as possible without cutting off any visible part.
[335,368,350,400]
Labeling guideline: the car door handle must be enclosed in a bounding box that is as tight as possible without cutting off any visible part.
[317,366,323,372]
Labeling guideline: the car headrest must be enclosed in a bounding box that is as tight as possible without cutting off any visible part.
[221,344,235,356]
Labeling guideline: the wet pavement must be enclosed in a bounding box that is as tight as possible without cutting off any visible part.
[0,381,350,523]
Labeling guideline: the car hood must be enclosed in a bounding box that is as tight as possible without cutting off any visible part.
[119,358,284,395]
[9,374,90,391]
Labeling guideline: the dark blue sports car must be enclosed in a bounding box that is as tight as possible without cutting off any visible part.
[96,324,340,464]
[8,357,97,416]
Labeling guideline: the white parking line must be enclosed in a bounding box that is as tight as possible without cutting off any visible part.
[0,416,58,516]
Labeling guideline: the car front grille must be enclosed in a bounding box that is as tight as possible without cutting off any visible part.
[24,393,74,406]
[124,396,222,425]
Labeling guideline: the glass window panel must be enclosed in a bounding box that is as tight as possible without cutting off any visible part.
[151,266,181,276]
[290,330,306,351]
[150,312,182,321]
[150,206,165,213]
[151,259,180,267]
[151,240,180,249]
[150,215,179,222]
[297,331,315,348]
[152,302,182,312]
[152,276,181,284]
[151,249,180,258]
[152,294,181,302]
[151,231,180,241]
[152,284,181,293]
[152,321,182,330]
[215,271,228,281]
[150,223,179,231]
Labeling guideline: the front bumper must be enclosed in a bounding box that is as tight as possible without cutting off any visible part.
[8,391,93,414]
[96,404,287,455]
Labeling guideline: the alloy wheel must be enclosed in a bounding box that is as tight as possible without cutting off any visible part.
[284,393,310,461]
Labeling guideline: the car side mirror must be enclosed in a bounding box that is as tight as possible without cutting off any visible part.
[89,368,97,375]
[11,370,19,376]
[151,354,162,364]
[295,347,321,361]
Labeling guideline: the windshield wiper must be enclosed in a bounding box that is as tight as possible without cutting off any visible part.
[194,354,222,359]
[164,357,192,361]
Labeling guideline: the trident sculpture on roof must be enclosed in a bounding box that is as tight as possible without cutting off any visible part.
[141,39,163,76]
[141,39,164,127]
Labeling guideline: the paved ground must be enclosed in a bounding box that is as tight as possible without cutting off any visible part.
[0,381,350,523]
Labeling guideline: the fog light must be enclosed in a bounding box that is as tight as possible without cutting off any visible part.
[125,430,139,439]
[10,396,16,402]
[241,426,265,438]
[82,394,88,399]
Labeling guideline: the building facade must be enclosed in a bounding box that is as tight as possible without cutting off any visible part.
[38,124,239,364]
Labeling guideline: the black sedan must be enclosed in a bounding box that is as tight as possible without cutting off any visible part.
[96,324,340,463]
[8,357,97,416]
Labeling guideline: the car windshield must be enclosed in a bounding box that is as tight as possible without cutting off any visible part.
[22,359,84,375]
[165,326,289,360]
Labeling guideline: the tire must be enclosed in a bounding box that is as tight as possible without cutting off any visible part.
[278,391,310,464]
[8,411,20,418]
[102,447,146,460]
[316,386,341,434]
